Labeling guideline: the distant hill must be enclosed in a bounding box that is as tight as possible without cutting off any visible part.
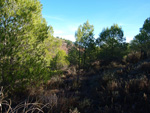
[56,37,74,54]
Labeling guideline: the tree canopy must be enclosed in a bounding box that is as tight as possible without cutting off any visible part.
[0,0,69,91]
[130,17,150,53]
[75,21,96,68]
[96,24,127,60]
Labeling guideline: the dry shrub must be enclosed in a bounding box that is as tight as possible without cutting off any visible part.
[116,69,123,75]
[79,98,91,109]
[125,52,141,64]
[0,87,49,113]
[102,71,115,82]
[46,76,63,89]
[38,92,58,109]
[110,62,118,68]
[109,61,125,68]
[91,61,100,71]
[57,96,79,113]
[66,66,77,76]
[139,62,150,73]
[69,108,80,113]
[107,81,118,91]
[2,100,49,113]
[29,86,44,98]
[128,78,148,92]
[138,80,148,90]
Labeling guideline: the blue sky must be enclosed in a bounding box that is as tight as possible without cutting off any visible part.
[40,0,150,42]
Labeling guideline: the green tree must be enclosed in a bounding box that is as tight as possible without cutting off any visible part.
[97,24,127,61]
[75,21,96,68]
[0,0,50,90]
[68,46,79,65]
[130,17,150,54]
[44,32,63,66]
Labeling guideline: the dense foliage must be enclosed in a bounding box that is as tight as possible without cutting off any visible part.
[130,17,150,55]
[75,21,97,69]
[96,24,128,61]
[0,0,68,92]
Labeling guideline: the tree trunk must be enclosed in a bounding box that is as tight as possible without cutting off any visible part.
[77,42,80,83]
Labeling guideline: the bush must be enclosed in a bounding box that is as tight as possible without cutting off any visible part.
[125,52,141,63]
[50,50,69,70]
[139,62,150,73]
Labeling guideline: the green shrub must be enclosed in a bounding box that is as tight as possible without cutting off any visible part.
[50,50,69,70]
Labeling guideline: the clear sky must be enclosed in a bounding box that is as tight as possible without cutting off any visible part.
[40,0,150,42]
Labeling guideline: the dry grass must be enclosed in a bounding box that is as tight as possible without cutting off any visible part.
[69,108,80,113]
[45,76,64,89]
[1,96,50,113]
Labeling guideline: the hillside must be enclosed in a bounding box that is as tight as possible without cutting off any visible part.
[19,55,150,113]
